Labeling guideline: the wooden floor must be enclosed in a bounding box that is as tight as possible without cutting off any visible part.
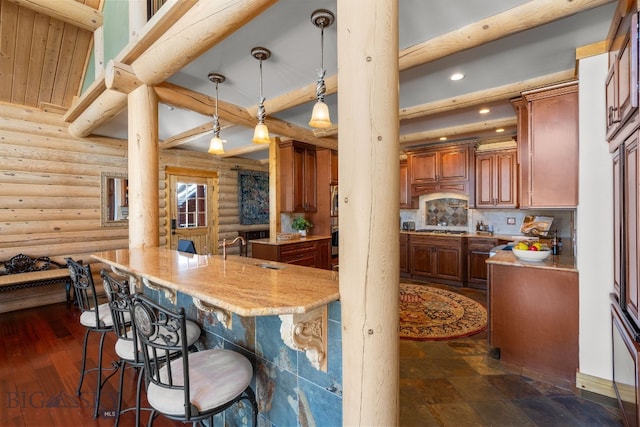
[0,301,181,427]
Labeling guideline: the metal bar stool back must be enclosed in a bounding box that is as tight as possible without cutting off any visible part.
[131,294,258,425]
[65,257,116,419]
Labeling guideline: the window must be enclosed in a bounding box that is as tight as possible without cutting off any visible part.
[176,183,207,228]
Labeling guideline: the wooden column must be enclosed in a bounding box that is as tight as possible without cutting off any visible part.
[337,0,399,425]
[128,85,159,249]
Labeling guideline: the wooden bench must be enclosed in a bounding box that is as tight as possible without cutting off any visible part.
[0,254,71,313]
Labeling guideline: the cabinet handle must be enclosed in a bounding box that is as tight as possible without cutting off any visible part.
[609,106,620,125]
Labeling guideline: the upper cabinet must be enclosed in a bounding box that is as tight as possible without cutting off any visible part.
[407,143,473,197]
[278,141,317,213]
[475,148,517,209]
[606,12,639,142]
[514,82,579,208]
[400,159,411,208]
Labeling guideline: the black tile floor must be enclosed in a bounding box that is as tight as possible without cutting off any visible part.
[399,283,625,427]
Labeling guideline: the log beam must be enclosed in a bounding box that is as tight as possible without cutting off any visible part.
[400,117,517,148]
[8,0,103,32]
[105,61,142,94]
[154,83,338,150]
[132,0,278,85]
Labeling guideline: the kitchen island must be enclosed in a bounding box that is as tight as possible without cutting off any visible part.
[250,235,332,270]
[91,247,343,426]
[486,249,578,388]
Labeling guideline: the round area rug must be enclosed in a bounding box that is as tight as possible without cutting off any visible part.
[399,283,487,340]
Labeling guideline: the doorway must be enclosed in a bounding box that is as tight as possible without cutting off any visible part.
[166,168,219,255]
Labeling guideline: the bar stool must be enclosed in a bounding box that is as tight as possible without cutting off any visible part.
[101,269,202,426]
[65,258,116,419]
[131,293,258,426]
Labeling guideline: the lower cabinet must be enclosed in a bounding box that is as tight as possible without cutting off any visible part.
[611,302,640,427]
[251,238,331,270]
[467,237,500,290]
[400,233,409,277]
[409,235,464,284]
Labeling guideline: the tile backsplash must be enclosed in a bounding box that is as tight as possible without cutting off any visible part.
[424,198,468,227]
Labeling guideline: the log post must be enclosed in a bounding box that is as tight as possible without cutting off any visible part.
[337,0,399,425]
[128,85,159,249]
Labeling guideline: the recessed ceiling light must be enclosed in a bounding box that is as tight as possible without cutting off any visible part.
[495,128,505,133]
[479,108,490,114]
[450,73,464,81]
[439,136,447,141]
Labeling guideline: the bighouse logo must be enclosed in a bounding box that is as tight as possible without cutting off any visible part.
[4,391,117,417]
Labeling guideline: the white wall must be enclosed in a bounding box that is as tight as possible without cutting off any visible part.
[577,53,614,381]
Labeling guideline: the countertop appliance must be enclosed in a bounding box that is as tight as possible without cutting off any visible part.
[402,221,415,231]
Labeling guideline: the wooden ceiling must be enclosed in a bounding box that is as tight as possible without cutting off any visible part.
[0,0,100,113]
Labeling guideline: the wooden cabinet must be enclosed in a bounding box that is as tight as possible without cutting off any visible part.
[409,235,464,284]
[488,262,578,384]
[515,82,579,208]
[475,149,517,208]
[278,141,317,213]
[407,143,472,197]
[251,238,331,270]
[467,237,499,290]
[606,12,638,140]
[399,159,411,208]
[611,302,640,427]
[614,147,623,298]
[400,233,409,277]
[625,132,640,326]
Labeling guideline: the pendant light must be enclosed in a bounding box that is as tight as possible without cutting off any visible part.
[308,9,334,129]
[251,47,271,144]
[207,73,225,155]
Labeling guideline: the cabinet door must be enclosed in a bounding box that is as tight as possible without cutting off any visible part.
[625,133,639,326]
[512,97,530,208]
[434,246,462,281]
[439,147,469,181]
[614,147,622,298]
[606,62,619,139]
[527,83,579,207]
[400,234,409,276]
[400,160,411,208]
[617,13,638,132]
[303,148,317,212]
[495,150,517,207]
[410,244,436,277]
[409,151,437,184]
[475,154,494,207]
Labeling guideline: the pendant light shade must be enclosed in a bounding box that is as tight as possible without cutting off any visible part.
[309,9,334,129]
[207,73,225,155]
[251,47,271,144]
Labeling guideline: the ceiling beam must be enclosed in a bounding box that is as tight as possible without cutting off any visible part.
[66,0,277,137]
[154,83,338,150]
[400,117,517,148]
[160,123,212,149]
[9,0,103,32]
[219,144,269,158]
[257,0,613,118]
[399,70,575,121]
[399,0,614,71]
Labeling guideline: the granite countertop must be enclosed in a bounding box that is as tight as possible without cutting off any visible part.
[487,249,577,272]
[251,235,331,245]
[92,247,339,317]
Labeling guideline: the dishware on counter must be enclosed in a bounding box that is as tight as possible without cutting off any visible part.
[512,248,552,262]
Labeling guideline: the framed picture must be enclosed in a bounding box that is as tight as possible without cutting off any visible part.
[520,215,553,236]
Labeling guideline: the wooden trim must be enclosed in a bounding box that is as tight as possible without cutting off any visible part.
[164,166,219,178]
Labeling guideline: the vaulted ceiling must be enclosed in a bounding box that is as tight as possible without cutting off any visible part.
[0,0,620,162]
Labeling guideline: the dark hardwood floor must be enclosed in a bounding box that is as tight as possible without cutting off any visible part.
[0,300,180,427]
[0,286,626,426]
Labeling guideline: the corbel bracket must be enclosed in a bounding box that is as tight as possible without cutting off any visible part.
[279,305,328,372]
[193,297,232,329]
[141,277,176,304]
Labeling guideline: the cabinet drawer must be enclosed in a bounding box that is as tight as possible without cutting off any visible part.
[280,241,317,256]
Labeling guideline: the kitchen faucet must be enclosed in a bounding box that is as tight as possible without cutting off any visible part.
[219,236,246,260]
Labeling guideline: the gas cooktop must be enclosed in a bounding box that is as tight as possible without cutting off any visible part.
[414,229,466,235]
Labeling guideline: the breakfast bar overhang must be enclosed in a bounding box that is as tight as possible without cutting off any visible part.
[92,247,340,372]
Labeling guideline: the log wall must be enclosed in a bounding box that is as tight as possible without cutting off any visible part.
[0,107,267,310]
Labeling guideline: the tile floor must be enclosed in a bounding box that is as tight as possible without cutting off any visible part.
[399,284,625,427]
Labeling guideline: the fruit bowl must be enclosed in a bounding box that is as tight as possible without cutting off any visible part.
[512,248,552,262]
